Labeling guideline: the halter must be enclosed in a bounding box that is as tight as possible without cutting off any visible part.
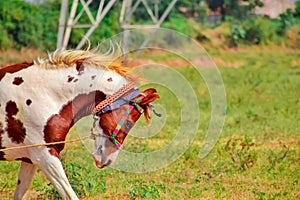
[91,82,144,148]
[92,81,136,115]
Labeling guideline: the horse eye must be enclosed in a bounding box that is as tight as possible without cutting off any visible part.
[108,137,115,144]
[125,120,133,130]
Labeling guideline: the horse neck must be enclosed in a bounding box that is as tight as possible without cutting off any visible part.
[41,65,129,125]
[42,65,129,156]
[1,62,128,133]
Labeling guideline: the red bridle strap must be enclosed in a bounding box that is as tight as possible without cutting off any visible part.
[110,96,144,148]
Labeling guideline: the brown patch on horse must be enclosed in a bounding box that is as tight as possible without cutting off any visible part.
[26,99,32,106]
[44,114,70,157]
[67,75,75,82]
[13,77,24,85]
[0,62,33,81]
[16,157,33,164]
[99,109,128,145]
[44,91,106,157]
[76,65,84,75]
[5,101,26,144]
[0,122,5,160]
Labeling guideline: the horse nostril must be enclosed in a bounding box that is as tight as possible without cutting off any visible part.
[104,159,112,167]
[97,145,103,154]
[95,161,105,168]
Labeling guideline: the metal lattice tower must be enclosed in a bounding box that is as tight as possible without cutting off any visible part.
[57,0,177,50]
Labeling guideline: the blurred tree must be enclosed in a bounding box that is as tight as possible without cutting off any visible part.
[0,0,60,50]
[206,0,263,21]
[206,0,225,20]
[177,0,207,23]
[295,1,300,18]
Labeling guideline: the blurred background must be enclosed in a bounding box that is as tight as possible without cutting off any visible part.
[0,1,299,199]
[0,0,299,52]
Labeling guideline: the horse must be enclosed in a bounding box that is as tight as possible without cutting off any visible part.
[0,48,159,199]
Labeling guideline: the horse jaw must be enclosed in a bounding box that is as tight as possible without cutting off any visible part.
[91,127,120,168]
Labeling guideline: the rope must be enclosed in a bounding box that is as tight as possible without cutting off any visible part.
[0,135,90,152]
[1,82,137,152]
[92,81,136,115]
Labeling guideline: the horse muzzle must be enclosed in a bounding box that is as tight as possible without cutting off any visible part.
[94,160,106,169]
[92,154,112,169]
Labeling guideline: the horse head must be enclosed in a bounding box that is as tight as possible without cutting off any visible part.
[91,87,159,168]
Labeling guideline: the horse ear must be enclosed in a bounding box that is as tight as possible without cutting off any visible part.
[139,88,160,106]
[137,88,160,122]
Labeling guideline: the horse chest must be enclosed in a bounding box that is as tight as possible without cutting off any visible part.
[0,67,73,160]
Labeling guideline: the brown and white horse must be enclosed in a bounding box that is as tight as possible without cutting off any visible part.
[0,49,159,199]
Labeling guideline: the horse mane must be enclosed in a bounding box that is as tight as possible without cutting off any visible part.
[35,46,136,80]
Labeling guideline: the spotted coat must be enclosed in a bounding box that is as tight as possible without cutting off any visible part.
[0,59,129,199]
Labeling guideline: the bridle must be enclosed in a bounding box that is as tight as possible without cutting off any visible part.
[91,82,145,148]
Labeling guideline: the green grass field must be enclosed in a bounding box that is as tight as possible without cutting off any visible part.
[0,46,299,199]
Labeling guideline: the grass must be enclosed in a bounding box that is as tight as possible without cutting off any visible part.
[0,46,299,199]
